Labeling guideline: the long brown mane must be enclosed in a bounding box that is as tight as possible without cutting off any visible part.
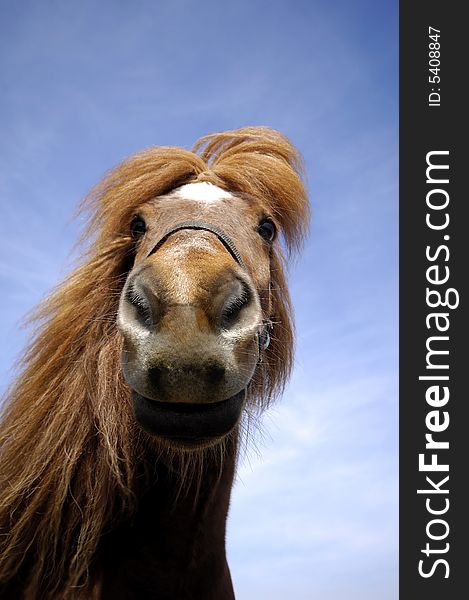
[0,127,308,598]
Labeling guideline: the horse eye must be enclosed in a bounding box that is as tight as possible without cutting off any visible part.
[130,216,146,240]
[258,218,276,242]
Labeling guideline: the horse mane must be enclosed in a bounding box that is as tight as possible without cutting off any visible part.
[0,127,309,598]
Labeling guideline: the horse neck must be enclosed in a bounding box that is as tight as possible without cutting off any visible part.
[96,436,237,600]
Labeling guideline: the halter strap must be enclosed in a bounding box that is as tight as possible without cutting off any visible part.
[146,220,245,268]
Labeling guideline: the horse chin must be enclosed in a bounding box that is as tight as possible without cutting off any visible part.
[131,389,246,448]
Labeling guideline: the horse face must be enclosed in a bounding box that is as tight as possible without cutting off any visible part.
[117,182,275,446]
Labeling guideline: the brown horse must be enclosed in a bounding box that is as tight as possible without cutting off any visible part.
[0,127,309,599]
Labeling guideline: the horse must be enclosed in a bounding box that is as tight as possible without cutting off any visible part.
[0,127,309,599]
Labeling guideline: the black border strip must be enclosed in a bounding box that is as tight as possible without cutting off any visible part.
[400,2,466,596]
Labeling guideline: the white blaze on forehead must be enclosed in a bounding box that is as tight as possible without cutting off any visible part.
[172,181,234,203]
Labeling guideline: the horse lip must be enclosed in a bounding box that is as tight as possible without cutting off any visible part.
[131,389,246,441]
[137,391,245,414]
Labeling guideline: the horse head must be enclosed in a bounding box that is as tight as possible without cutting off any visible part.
[117,181,276,445]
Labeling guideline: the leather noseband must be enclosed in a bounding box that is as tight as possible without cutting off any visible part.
[147,220,245,268]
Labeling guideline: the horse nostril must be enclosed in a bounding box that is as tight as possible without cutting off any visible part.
[221,288,251,329]
[125,287,154,329]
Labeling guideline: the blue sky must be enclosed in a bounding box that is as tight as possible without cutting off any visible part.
[0,1,398,598]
